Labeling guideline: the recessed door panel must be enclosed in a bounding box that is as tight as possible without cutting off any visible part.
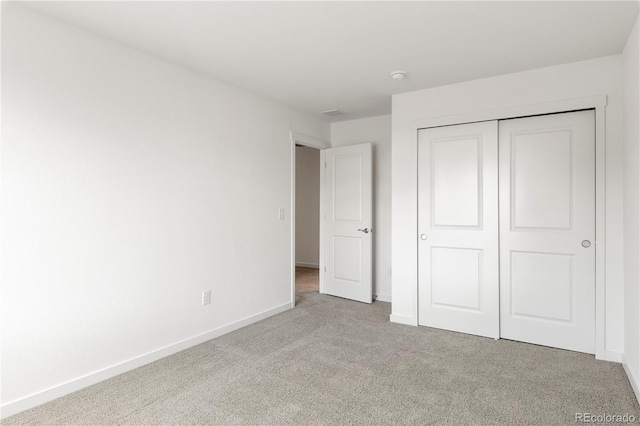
[432,137,482,228]
[431,248,482,311]
[512,130,573,230]
[333,237,362,283]
[333,154,362,222]
[499,110,595,354]
[510,251,573,322]
[418,121,499,339]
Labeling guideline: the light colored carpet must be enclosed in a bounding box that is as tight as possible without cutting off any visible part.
[4,292,639,425]
[295,266,319,295]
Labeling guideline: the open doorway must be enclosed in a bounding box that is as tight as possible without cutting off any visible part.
[290,132,329,306]
[290,133,374,306]
[295,144,320,299]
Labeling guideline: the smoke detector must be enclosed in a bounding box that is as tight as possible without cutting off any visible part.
[391,71,407,80]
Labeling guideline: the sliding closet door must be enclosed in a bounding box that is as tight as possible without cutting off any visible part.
[498,110,595,354]
[418,121,499,338]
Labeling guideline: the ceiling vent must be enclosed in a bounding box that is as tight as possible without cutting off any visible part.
[321,109,344,117]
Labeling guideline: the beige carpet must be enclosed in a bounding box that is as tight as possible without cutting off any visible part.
[4,292,639,425]
[295,266,319,294]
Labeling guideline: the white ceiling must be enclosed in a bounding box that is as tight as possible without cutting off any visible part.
[20,1,640,121]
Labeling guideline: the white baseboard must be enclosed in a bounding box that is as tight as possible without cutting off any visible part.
[602,350,623,363]
[622,354,640,405]
[390,313,417,326]
[374,293,391,303]
[0,302,292,420]
[295,262,319,269]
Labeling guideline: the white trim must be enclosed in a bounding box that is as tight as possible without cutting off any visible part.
[623,354,640,404]
[290,133,328,301]
[375,293,392,303]
[407,96,608,360]
[290,131,329,150]
[319,149,326,294]
[295,262,319,269]
[0,302,292,420]
[594,105,607,361]
[410,95,607,130]
[390,313,418,326]
[290,137,297,307]
[603,350,623,363]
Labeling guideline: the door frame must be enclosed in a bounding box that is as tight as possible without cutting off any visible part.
[409,95,609,360]
[290,132,329,306]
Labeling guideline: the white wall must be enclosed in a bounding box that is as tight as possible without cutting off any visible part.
[295,146,320,268]
[0,5,329,416]
[623,16,640,401]
[391,55,625,360]
[330,115,392,302]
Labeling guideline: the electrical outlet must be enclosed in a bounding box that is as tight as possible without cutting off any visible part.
[278,208,285,220]
[202,290,211,306]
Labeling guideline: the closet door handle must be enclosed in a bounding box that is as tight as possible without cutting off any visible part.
[357,228,370,234]
[581,240,591,248]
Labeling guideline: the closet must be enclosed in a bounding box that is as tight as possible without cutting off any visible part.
[417,110,595,354]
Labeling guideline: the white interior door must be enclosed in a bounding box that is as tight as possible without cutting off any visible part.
[499,110,595,354]
[417,121,499,338]
[324,143,372,303]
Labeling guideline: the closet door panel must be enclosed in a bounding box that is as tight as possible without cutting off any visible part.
[499,110,595,354]
[418,121,499,338]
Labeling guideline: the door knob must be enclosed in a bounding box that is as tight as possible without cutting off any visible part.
[357,228,370,234]
[420,234,427,240]
[581,240,591,248]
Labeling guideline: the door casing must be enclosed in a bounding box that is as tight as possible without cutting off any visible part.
[290,132,329,306]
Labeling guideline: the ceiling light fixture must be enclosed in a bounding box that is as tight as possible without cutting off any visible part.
[390,71,407,80]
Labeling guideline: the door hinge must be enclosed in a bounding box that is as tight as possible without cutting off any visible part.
[324,162,327,168]
[324,267,327,272]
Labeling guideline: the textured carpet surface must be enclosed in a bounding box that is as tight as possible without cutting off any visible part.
[4,292,639,425]
[295,267,319,295]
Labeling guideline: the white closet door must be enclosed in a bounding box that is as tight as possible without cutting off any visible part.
[418,121,499,338]
[499,110,595,354]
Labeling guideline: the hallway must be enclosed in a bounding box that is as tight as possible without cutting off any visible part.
[295,266,319,294]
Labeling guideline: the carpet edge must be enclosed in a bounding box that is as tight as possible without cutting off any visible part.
[0,301,293,420]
